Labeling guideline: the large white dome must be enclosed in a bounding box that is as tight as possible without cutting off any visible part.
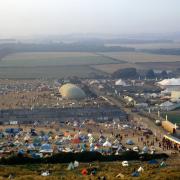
[59,83,86,99]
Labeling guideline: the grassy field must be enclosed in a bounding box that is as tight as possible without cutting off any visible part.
[0,52,117,67]
[0,160,179,180]
[101,52,180,63]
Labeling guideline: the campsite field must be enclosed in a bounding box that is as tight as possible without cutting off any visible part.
[0,158,180,180]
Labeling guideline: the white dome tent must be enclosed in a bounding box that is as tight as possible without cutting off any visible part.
[115,79,126,86]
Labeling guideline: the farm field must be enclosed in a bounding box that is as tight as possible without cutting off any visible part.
[0,52,117,67]
[0,52,116,79]
[101,52,180,63]
[105,42,180,50]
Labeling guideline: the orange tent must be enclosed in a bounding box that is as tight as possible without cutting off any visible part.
[81,168,88,176]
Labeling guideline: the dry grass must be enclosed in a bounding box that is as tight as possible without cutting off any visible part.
[0,160,179,180]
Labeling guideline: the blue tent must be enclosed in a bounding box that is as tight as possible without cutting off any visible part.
[126,139,134,145]
[132,171,139,177]
[42,135,49,141]
[142,146,149,153]
[41,143,51,150]
[0,133,4,139]
[18,149,25,155]
[148,159,158,164]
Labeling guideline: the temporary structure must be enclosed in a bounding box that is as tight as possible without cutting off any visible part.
[132,171,139,177]
[126,139,134,145]
[103,140,112,147]
[41,171,50,176]
[81,168,88,176]
[142,146,149,153]
[137,166,144,172]
[74,161,79,168]
[116,173,125,179]
[67,162,74,170]
[122,161,129,167]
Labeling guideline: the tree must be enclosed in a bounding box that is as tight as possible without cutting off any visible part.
[161,70,168,78]
[112,68,138,79]
[146,69,155,79]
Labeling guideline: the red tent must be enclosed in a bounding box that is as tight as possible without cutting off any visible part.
[72,138,80,144]
[81,168,88,176]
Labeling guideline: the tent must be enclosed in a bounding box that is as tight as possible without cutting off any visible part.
[27,144,35,150]
[42,135,49,141]
[116,173,125,179]
[160,161,167,167]
[132,171,139,177]
[72,138,80,144]
[24,134,30,141]
[148,159,158,164]
[142,146,149,153]
[18,149,25,155]
[126,139,134,145]
[81,168,88,176]
[33,137,41,146]
[67,162,74,170]
[41,143,51,150]
[103,140,112,147]
[41,171,50,176]
[122,161,129,167]
[115,79,126,86]
[137,166,144,173]
[55,135,59,140]
[74,161,79,168]
[40,143,53,153]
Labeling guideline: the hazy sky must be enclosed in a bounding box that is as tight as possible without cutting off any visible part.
[0,0,180,37]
